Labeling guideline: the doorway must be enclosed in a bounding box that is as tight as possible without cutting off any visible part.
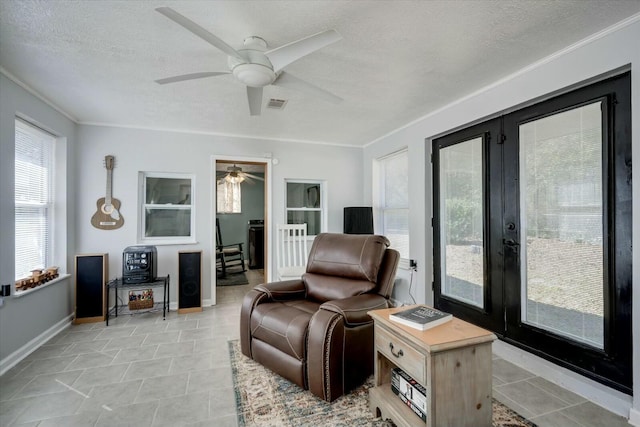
[432,72,631,393]
[213,157,270,303]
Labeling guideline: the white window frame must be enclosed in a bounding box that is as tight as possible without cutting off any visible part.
[139,172,196,245]
[216,179,242,214]
[374,149,410,263]
[14,119,55,280]
[285,179,327,237]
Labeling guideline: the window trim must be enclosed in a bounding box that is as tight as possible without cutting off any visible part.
[138,171,196,245]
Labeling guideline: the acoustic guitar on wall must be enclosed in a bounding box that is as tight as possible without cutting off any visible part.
[91,155,124,230]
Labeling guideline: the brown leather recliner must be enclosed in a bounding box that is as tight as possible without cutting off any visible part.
[240,233,399,402]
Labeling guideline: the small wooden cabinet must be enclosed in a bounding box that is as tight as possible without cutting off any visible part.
[368,306,496,427]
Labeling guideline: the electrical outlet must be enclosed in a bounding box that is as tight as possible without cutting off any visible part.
[409,259,417,270]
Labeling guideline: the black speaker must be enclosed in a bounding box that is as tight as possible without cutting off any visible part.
[344,207,374,234]
[75,253,108,324]
[178,250,202,314]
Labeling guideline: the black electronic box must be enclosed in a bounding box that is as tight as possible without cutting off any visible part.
[122,246,157,284]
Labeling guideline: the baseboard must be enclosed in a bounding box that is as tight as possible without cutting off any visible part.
[0,313,74,376]
[629,408,640,427]
[171,299,213,312]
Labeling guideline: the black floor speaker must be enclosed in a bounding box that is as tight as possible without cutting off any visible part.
[344,206,374,234]
[178,250,202,314]
[74,253,108,324]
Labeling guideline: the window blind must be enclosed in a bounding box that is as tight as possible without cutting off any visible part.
[380,150,409,259]
[15,119,55,279]
[217,180,242,213]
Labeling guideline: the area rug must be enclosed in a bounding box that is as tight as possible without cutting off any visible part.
[217,272,249,286]
[228,340,536,427]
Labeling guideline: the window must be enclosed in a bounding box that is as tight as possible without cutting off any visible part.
[433,72,631,393]
[375,150,409,260]
[217,180,241,213]
[285,180,325,236]
[139,172,195,244]
[15,119,55,280]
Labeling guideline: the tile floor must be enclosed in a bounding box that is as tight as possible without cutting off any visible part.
[0,269,631,427]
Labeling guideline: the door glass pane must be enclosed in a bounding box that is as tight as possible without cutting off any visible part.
[439,137,484,308]
[519,102,603,348]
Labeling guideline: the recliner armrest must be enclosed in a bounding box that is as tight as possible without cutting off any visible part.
[254,279,306,301]
[320,294,389,326]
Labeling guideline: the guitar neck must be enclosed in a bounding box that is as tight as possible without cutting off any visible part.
[105,168,113,205]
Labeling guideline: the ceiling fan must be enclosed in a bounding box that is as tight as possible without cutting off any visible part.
[155,7,343,116]
[217,164,264,185]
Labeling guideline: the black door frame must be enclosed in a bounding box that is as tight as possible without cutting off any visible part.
[432,71,632,394]
[432,118,504,334]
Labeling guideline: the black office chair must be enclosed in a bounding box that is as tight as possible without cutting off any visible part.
[216,218,246,278]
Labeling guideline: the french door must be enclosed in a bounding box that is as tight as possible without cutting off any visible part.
[433,72,631,393]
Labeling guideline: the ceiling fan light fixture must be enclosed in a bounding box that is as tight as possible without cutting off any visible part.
[232,63,276,87]
[224,172,244,184]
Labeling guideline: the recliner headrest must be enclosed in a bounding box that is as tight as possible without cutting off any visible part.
[306,233,390,282]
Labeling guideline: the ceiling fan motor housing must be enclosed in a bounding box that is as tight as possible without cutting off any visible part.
[228,36,277,87]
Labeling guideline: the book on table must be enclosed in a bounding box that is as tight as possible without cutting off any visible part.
[391,368,427,421]
[389,305,452,330]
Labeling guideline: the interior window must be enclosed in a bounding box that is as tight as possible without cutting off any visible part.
[139,172,195,244]
[285,180,325,236]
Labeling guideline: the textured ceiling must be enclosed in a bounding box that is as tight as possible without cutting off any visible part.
[1,1,639,146]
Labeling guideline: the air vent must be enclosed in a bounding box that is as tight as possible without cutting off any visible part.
[267,98,288,110]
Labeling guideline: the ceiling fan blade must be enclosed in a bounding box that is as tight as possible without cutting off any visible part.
[247,86,263,116]
[241,172,265,181]
[274,71,342,104]
[264,29,342,72]
[155,7,245,61]
[155,71,230,85]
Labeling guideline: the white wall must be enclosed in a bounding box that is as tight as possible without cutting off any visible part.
[0,74,77,368]
[362,16,640,422]
[75,124,364,305]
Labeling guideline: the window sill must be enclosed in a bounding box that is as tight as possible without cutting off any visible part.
[13,274,71,298]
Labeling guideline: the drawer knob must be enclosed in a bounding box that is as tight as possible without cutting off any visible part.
[389,342,404,358]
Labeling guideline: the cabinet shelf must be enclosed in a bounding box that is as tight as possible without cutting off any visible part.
[370,386,424,427]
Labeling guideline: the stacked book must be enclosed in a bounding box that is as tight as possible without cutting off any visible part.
[391,368,427,421]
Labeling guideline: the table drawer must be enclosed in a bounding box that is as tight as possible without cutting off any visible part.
[375,325,426,384]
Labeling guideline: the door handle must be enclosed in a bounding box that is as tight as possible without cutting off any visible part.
[503,239,520,253]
